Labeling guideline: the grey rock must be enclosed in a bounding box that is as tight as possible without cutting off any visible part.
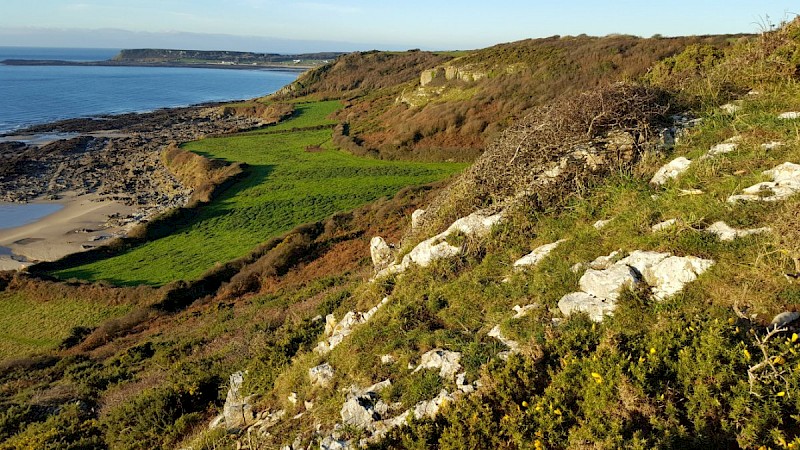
[414,349,462,380]
[223,371,255,431]
[309,363,335,388]
[771,311,800,328]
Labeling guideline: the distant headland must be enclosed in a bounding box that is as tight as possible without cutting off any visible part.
[1,48,344,70]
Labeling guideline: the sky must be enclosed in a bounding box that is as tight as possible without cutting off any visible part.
[0,1,798,53]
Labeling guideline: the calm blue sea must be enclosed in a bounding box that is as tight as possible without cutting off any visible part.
[0,47,299,134]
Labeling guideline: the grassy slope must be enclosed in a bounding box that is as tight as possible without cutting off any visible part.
[0,292,132,359]
[52,101,465,286]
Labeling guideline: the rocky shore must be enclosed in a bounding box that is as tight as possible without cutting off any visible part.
[0,103,278,268]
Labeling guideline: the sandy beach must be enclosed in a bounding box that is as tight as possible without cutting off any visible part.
[0,193,139,271]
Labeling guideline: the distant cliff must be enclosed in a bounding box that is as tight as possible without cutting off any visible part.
[113,48,344,65]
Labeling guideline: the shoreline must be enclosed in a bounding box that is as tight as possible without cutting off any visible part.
[0,192,142,271]
[1,59,314,71]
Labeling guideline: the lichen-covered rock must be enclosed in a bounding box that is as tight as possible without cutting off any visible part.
[588,250,622,270]
[309,363,335,388]
[414,349,462,380]
[650,157,692,186]
[370,236,394,272]
[223,371,255,431]
[561,250,713,321]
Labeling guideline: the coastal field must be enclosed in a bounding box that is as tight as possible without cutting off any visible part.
[0,291,132,359]
[53,100,465,285]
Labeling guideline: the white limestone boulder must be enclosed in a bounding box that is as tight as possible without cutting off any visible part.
[650,157,692,186]
[370,236,394,271]
[413,349,462,380]
[643,256,715,301]
[579,264,640,301]
[706,221,771,241]
[558,292,617,322]
[512,240,566,270]
[728,162,800,203]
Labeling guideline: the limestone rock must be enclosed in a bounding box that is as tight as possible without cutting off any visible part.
[616,250,670,276]
[411,209,425,230]
[488,325,520,354]
[721,103,741,114]
[223,371,255,431]
[340,381,391,430]
[370,237,394,272]
[512,303,539,318]
[309,363,335,388]
[778,112,800,119]
[315,298,390,354]
[706,221,771,241]
[651,157,692,186]
[321,436,351,450]
[414,349,462,380]
[652,219,678,232]
[708,142,738,157]
[413,389,454,419]
[380,354,395,365]
[728,162,800,203]
[376,210,503,278]
[643,256,715,301]
[771,311,800,328]
[762,141,783,150]
[593,219,612,230]
[579,264,640,301]
[558,292,616,322]
[588,250,622,270]
[512,240,566,270]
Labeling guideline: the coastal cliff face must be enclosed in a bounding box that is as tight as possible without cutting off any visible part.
[1,18,800,450]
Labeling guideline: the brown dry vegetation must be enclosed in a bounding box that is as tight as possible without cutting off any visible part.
[415,82,671,237]
[285,34,743,162]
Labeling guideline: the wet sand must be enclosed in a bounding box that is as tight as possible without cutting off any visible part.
[0,193,139,271]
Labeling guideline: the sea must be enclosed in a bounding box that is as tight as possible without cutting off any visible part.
[0,47,300,231]
[0,47,300,134]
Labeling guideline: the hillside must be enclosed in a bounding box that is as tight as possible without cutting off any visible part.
[276,33,745,161]
[1,18,800,450]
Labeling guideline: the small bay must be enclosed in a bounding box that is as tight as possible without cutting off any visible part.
[0,47,299,134]
[0,203,63,230]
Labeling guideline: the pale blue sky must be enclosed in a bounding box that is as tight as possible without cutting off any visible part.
[0,1,797,52]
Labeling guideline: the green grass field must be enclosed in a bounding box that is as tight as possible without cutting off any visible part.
[53,101,465,286]
[0,292,132,360]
